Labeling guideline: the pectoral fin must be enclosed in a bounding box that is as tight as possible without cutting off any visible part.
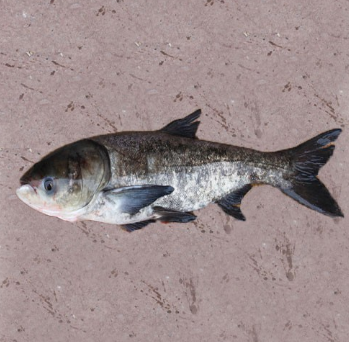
[217,184,252,221]
[103,185,174,215]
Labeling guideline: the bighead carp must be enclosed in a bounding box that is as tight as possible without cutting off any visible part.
[17,110,343,231]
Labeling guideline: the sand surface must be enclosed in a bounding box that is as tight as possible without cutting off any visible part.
[1,1,348,341]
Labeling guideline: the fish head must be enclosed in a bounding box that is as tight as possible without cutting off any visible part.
[16,140,110,221]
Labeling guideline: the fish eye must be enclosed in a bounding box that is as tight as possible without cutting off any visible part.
[43,177,55,193]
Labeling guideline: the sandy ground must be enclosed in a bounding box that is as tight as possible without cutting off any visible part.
[1,1,349,341]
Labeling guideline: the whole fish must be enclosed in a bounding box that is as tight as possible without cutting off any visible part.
[17,110,343,231]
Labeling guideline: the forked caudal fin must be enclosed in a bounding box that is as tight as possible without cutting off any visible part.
[281,129,343,217]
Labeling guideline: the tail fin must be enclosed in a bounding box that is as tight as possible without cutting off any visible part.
[280,129,343,217]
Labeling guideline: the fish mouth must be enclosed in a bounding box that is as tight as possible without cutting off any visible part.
[16,185,67,218]
[16,184,36,202]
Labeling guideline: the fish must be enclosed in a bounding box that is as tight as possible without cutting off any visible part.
[16,109,344,232]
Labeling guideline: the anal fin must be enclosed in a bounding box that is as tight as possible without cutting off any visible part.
[217,184,252,221]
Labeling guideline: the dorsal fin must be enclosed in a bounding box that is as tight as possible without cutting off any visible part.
[160,109,201,138]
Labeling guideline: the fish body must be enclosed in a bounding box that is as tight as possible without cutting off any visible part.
[17,110,343,231]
